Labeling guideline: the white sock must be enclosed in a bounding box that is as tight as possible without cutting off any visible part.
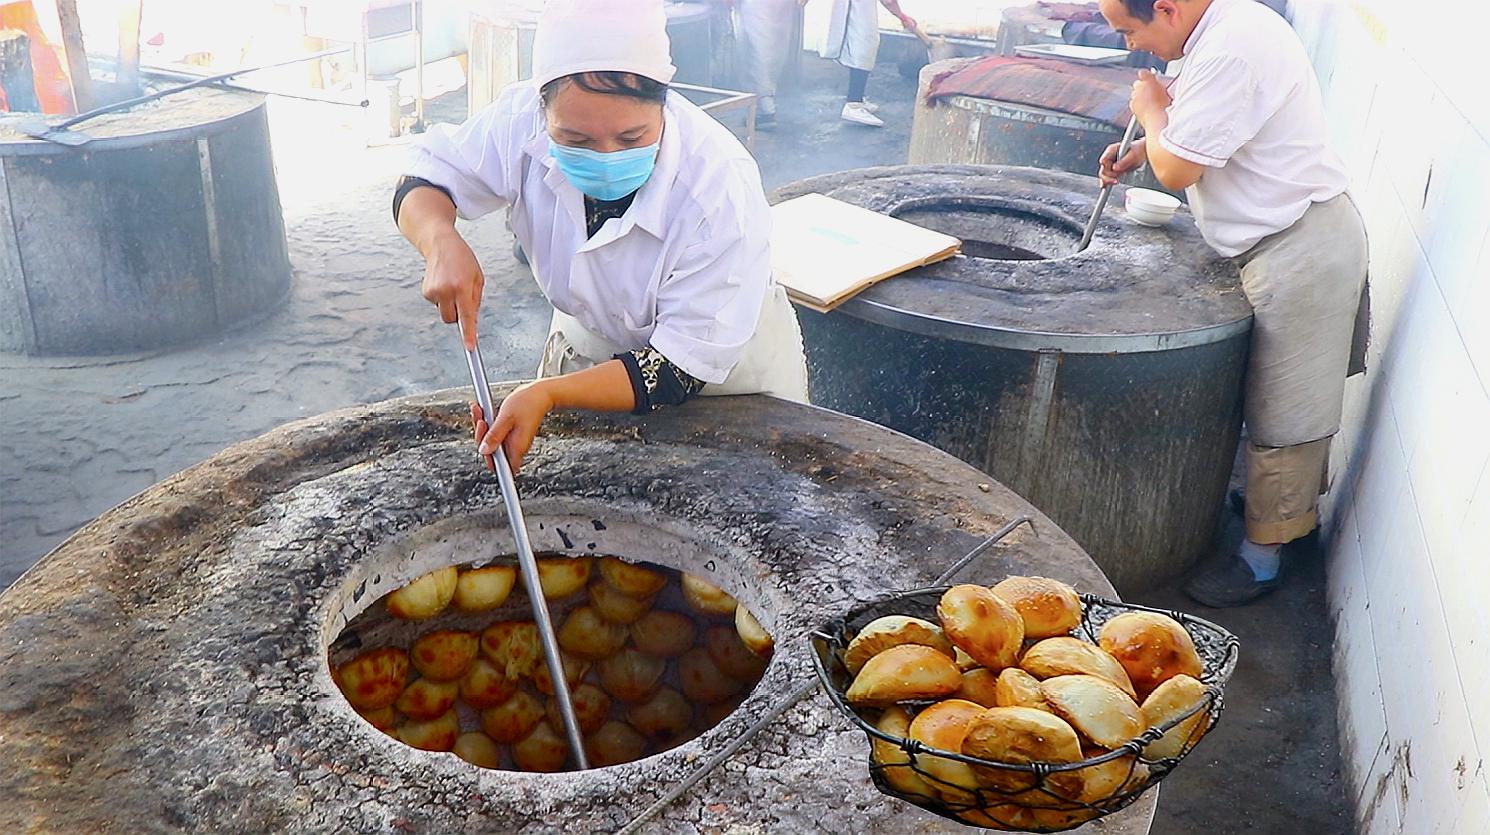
[1238,539,1281,581]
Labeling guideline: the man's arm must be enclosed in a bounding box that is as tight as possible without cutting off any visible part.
[1129,71,1206,191]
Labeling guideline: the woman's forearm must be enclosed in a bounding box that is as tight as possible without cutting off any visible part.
[398,186,461,256]
[540,360,637,414]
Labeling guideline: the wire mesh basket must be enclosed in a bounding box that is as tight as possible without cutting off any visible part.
[810,586,1240,832]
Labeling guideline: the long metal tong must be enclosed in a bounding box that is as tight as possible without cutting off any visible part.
[462,340,590,770]
[1077,113,1141,252]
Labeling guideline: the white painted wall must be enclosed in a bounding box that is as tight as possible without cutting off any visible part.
[1288,2,1489,833]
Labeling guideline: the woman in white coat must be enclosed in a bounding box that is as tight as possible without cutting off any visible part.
[815,0,917,126]
[395,0,808,471]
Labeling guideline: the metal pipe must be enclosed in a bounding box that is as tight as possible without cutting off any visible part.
[1077,114,1139,252]
[462,341,590,770]
[47,46,355,133]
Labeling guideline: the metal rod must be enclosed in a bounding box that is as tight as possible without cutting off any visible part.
[1077,114,1140,252]
[463,341,591,770]
[48,46,355,132]
[933,514,1036,585]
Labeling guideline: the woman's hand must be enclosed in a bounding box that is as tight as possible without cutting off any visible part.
[422,229,485,350]
[471,381,556,473]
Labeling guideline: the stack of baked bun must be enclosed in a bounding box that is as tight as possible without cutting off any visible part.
[331,556,773,771]
[842,577,1211,830]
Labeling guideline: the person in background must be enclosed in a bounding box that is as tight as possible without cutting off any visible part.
[1097,0,1367,607]
[816,0,917,127]
[734,0,799,127]
[394,0,808,473]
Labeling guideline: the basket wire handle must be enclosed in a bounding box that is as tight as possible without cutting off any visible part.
[613,515,1036,834]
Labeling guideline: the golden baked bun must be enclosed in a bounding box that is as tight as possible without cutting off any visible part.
[1020,637,1137,699]
[681,573,738,617]
[994,667,1053,712]
[990,576,1083,639]
[630,610,696,658]
[397,709,460,751]
[532,651,591,696]
[960,706,1084,796]
[586,720,648,767]
[845,644,963,706]
[679,647,745,704]
[705,625,770,680]
[411,629,478,681]
[513,721,569,772]
[481,621,543,679]
[588,580,656,624]
[734,605,774,656]
[1140,673,1211,760]
[386,566,458,620]
[598,556,669,597]
[355,704,397,734]
[870,706,938,803]
[907,699,987,802]
[956,668,1002,707]
[452,565,516,612]
[535,556,592,599]
[1098,611,1203,700]
[843,615,955,675]
[460,658,519,709]
[1075,747,1149,803]
[597,648,667,703]
[953,647,981,672]
[1040,674,1145,749]
[557,606,629,660]
[545,683,612,734]
[938,585,1025,671]
[627,687,693,742]
[395,676,460,720]
[337,647,410,710]
[988,805,1101,830]
[453,732,502,769]
[480,691,545,744]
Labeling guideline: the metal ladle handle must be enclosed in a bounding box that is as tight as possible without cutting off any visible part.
[1078,114,1141,252]
[463,341,591,770]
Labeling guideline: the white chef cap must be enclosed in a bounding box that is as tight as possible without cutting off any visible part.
[531,0,677,91]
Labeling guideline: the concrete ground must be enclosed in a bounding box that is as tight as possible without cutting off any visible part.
[0,53,1352,834]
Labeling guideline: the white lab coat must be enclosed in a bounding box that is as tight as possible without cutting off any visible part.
[736,0,799,103]
[405,82,807,399]
[815,0,880,71]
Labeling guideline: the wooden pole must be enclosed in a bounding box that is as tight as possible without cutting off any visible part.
[55,0,92,111]
[1,30,41,112]
[116,0,143,95]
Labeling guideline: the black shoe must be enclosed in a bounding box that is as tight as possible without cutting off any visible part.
[1229,488,1245,515]
[1184,552,1282,608]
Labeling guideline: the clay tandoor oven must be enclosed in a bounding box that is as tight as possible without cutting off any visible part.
[0,390,1153,833]
[775,165,1252,592]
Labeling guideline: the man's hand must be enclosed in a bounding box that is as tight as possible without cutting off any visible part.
[1099,137,1148,187]
[898,13,918,31]
[472,381,556,473]
[1129,69,1172,126]
[422,230,485,350]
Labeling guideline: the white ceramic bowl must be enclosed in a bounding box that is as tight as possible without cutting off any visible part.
[1124,188,1181,227]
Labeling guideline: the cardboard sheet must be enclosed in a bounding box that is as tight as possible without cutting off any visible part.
[770,193,962,312]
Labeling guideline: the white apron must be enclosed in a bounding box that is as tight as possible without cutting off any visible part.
[538,285,810,402]
[817,0,880,71]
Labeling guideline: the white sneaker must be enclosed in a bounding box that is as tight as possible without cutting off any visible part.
[841,102,884,127]
[862,99,881,113]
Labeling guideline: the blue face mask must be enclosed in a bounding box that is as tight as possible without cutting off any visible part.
[548,138,660,202]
